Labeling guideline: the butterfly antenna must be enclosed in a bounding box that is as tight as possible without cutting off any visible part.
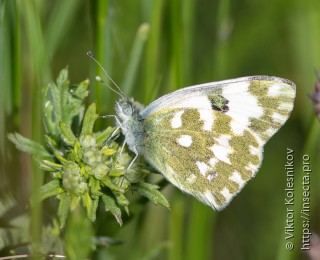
[87,51,125,98]
[95,76,124,97]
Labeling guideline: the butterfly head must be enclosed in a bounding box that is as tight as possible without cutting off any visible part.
[115,98,145,123]
[115,97,146,153]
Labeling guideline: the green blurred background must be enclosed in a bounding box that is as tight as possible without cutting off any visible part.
[1,0,319,259]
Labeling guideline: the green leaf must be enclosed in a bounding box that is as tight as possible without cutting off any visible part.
[103,178,125,193]
[101,147,117,157]
[57,69,70,125]
[89,196,99,222]
[45,134,58,151]
[135,182,170,208]
[8,132,52,159]
[57,192,71,228]
[45,81,62,130]
[43,68,89,137]
[59,121,77,145]
[42,97,56,135]
[81,191,98,222]
[73,141,83,162]
[112,192,129,207]
[89,177,102,196]
[56,66,69,87]
[30,180,63,205]
[65,79,88,128]
[96,126,117,147]
[54,151,69,164]
[70,79,89,100]
[34,158,63,172]
[80,103,99,136]
[102,194,123,226]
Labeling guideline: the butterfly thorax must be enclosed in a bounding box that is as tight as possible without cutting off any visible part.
[115,98,146,153]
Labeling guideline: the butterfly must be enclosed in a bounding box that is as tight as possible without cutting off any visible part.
[88,52,296,211]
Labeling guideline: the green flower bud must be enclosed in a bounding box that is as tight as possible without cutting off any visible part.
[83,148,103,166]
[78,182,88,194]
[62,161,81,193]
[80,134,96,148]
[94,163,109,180]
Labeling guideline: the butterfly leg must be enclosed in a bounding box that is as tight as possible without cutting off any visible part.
[103,126,121,147]
[107,138,127,174]
[101,114,122,144]
[101,115,138,176]
[101,114,122,127]
[126,146,138,171]
[118,142,137,187]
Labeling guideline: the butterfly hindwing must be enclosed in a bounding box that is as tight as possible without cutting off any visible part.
[140,77,295,210]
[142,107,261,210]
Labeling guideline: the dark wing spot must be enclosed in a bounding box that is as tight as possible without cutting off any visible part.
[208,94,229,112]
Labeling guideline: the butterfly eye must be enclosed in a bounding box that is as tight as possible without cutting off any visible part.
[123,104,133,115]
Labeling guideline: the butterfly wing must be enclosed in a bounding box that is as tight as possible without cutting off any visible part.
[141,76,295,210]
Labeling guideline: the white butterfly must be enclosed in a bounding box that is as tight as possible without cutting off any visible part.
[114,76,295,210]
[88,52,296,210]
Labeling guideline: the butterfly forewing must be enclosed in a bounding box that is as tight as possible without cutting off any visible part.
[222,79,295,143]
[140,77,295,210]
